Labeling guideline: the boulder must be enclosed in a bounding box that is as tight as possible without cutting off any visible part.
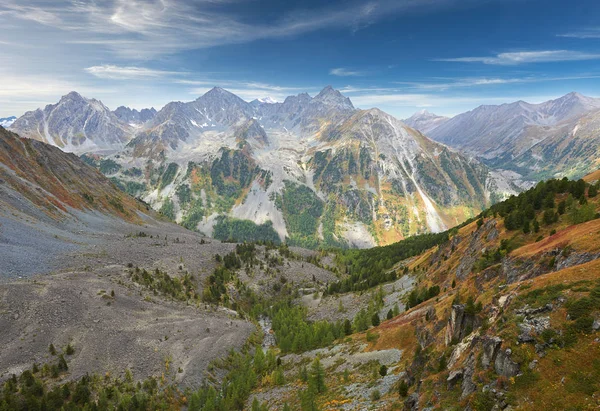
[494,349,520,378]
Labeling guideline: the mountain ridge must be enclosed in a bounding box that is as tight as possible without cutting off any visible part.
[8,86,522,247]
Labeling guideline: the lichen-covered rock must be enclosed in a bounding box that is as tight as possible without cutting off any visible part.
[518,316,550,343]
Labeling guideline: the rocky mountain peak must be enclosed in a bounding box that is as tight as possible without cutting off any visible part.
[313,86,354,110]
[196,87,249,108]
[61,90,92,104]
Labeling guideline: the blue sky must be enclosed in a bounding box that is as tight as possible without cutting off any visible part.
[1,0,600,118]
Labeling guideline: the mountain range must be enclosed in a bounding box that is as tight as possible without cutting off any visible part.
[0,116,16,127]
[9,86,520,248]
[3,88,600,411]
[406,92,600,180]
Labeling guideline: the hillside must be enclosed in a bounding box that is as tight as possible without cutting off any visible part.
[0,130,337,405]
[0,126,161,277]
[237,170,600,410]
[2,148,599,410]
[492,108,600,180]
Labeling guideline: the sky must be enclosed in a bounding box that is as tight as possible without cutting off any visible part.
[1,0,600,118]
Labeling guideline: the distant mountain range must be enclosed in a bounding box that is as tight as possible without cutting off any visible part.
[405,92,600,180]
[9,87,520,248]
[0,116,16,127]
[403,110,450,135]
[10,92,157,154]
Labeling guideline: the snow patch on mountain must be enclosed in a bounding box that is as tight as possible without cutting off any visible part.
[0,116,16,127]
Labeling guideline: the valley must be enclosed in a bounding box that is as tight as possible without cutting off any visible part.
[3,1,600,410]
[1,121,600,410]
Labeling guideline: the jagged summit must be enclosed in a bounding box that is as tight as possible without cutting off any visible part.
[202,86,229,97]
[313,85,354,110]
[61,91,85,101]
[113,106,157,125]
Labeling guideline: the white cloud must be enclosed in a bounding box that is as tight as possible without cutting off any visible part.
[559,28,600,39]
[437,50,600,65]
[330,68,366,77]
[0,74,119,116]
[0,3,62,26]
[85,65,185,80]
[395,74,600,91]
[0,0,490,59]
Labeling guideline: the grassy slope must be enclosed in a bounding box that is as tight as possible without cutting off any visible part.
[247,170,600,410]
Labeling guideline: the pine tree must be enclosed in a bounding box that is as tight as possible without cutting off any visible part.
[254,348,265,376]
[300,366,308,382]
[273,368,285,386]
[522,219,530,234]
[299,386,318,411]
[309,358,326,393]
[343,319,353,335]
[398,380,409,397]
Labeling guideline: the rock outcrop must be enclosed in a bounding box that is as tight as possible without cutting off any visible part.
[445,304,478,345]
[494,348,520,377]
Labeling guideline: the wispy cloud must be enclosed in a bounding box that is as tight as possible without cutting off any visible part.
[0,0,495,59]
[437,50,600,65]
[395,74,600,91]
[558,28,600,39]
[330,68,366,77]
[0,3,62,26]
[85,65,186,80]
